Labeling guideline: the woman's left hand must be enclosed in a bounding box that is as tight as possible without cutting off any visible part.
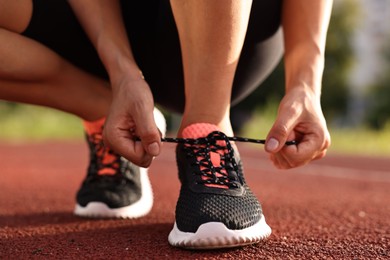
[265,88,331,169]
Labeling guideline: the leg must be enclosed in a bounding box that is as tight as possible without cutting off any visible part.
[231,0,283,106]
[0,26,163,218]
[0,32,111,121]
[0,0,166,219]
[170,0,253,136]
[0,0,110,121]
[167,0,275,250]
[137,0,282,117]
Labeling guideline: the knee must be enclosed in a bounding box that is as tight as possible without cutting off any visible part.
[0,0,33,33]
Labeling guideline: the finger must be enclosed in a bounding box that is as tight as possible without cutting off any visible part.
[313,137,330,161]
[269,154,285,169]
[265,107,300,153]
[277,135,326,168]
[271,146,300,169]
[103,121,154,167]
[313,150,327,161]
[133,108,162,157]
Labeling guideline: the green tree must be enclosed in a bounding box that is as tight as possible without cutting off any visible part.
[365,39,390,129]
[322,0,359,120]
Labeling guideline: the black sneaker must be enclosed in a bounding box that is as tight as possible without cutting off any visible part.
[74,132,153,218]
[74,108,166,218]
[168,124,271,249]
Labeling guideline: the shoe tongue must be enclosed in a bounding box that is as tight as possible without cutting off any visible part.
[83,117,118,176]
[182,123,231,189]
[182,123,220,138]
[83,117,106,135]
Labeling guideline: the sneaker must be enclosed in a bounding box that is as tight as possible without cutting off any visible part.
[74,108,166,218]
[168,123,271,249]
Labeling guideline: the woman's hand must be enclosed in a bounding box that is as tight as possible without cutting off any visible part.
[265,88,331,169]
[103,76,162,168]
[266,0,333,169]
[68,0,162,167]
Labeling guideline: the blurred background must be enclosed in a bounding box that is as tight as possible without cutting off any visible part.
[0,0,389,156]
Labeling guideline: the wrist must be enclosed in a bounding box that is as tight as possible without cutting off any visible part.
[285,80,322,101]
[284,55,324,99]
[106,56,145,88]
[96,42,144,84]
[107,54,141,76]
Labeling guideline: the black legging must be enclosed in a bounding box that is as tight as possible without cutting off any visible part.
[23,0,283,113]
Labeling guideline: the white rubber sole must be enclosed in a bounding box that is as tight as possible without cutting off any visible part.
[168,215,272,249]
[74,167,153,219]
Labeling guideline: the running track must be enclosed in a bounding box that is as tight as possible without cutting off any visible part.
[0,142,389,259]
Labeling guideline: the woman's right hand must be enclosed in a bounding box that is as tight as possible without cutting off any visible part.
[103,75,162,167]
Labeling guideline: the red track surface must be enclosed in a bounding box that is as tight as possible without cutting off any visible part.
[0,141,389,259]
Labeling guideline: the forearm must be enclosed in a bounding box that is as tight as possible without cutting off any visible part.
[282,0,333,98]
[68,0,143,83]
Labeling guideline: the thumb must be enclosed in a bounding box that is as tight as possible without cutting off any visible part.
[134,110,162,157]
[266,111,298,153]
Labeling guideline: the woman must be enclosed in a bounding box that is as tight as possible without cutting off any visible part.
[0,0,332,249]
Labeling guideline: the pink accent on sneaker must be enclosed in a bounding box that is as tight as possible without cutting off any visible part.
[182,123,229,189]
[182,123,220,139]
[83,118,118,175]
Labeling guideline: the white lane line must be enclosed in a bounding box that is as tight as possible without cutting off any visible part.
[242,156,390,183]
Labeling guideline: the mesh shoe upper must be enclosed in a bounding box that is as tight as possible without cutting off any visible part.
[76,131,142,209]
[175,130,263,233]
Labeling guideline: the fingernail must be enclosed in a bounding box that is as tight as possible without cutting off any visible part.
[148,142,160,156]
[266,138,279,152]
